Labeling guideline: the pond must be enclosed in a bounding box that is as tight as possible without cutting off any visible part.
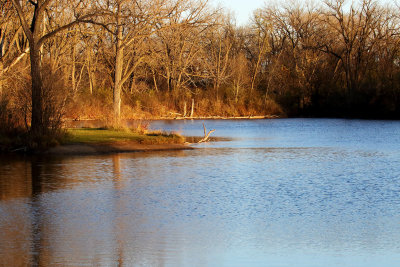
[1,119,400,266]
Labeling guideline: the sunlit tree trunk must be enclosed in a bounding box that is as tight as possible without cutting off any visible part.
[71,35,77,93]
[0,60,3,96]
[87,49,96,95]
[11,0,98,136]
[250,34,268,94]
[113,5,123,126]
[151,68,158,92]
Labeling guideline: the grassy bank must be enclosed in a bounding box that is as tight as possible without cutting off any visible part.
[0,128,185,154]
[64,128,185,145]
[45,128,189,155]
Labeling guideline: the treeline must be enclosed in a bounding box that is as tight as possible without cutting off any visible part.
[1,0,400,136]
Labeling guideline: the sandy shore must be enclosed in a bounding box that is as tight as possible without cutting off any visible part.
[45,141,194,155]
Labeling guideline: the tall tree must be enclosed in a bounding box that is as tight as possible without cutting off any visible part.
[204,15,234,101]
[10,0,97,136]
[322,0,383,107]
[86,0,173,125]
[155,0,216,93]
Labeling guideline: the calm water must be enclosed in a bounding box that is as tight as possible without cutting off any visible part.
[1,119,400,267]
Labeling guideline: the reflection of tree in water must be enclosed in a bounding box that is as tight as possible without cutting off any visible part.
[31,157,66,266]
[110,153,173,266]
[0,156,32,201]
[0,152,192,266]
[30,157,44,266]
[111,154,125,266]
[0,156,84,266]
[0,157,32,266]
[0,156,42,266]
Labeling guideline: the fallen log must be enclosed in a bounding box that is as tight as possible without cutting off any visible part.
[198,123,215,143]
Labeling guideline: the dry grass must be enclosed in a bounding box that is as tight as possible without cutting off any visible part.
[64,86,283,121]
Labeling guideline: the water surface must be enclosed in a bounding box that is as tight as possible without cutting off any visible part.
[1,119,400,266]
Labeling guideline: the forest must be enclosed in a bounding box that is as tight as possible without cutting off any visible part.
[1,0,400,140]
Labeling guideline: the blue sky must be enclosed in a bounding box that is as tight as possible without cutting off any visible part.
[212,0,265,25]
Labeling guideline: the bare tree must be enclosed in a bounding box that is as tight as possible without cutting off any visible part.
[249,8,272,94]
[321,0,385,106]
[155,0,216,94]
[204,14,234,101]
[81,0,176,125]
[231,52,250,103]
[10,0,98,136]
[0,1,29,96]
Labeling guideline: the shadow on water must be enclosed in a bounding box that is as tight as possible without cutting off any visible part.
[0,150,193,266]
[0,149,192,200]
[0,155,72,266]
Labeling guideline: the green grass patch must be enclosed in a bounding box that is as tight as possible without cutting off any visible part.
[64,128,184,145]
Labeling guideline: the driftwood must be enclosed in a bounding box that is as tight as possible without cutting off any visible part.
[198,123,215,143]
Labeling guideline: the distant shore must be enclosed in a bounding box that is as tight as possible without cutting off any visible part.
[66,115,280,123]
[166,115,280,120]
[64,115,280,129]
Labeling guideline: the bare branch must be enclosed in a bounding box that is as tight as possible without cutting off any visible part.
[198,123,215,143]
[10,0,33,42]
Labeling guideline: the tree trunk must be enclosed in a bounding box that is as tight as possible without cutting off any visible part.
[30,44,44,136]
[87,50,95,94]
[235,82,239,103]
[190,99,194,118]
[129,74,135,94]
[113,15,124,126]
[167,71,172,92]
[0,60,3,96]
[71,42,76,93]
[215,40,222,102]
[152,69,158,92]
[89,71,94,94]
[251,38,266,94]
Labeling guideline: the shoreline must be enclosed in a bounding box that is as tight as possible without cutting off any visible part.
[45,141,194,156]
[66,115,280,123]
[1,128,192,156]
[166,115,280,120]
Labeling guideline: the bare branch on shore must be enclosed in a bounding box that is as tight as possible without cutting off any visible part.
[198,123,215,143]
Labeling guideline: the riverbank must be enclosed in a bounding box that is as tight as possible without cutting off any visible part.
[51,128,192,155]
[1,128,192,155]
[45,141,193,155]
